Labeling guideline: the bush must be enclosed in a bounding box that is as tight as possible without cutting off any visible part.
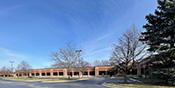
[167,72,175,85]
[28,76,33,78]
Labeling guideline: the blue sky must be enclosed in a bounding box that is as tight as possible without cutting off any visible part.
[0,0,157,69]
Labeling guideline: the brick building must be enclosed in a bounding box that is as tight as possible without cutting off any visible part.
[128,56,152,75]
[15,56,152,77]
[15,65,117,77]
[0,74,15,77]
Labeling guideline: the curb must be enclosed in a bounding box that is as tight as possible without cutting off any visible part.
[101,82,132,88]
[41,78,89,83]
[101,82,114,88]
[101,82,116,88]
[129,78,143,83]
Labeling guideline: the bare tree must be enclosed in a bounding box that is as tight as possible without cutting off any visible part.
[110,24,148,83]
[101,60,111,66]
[93,60,101,66]
[93,59,111,66]
[51,43,82,79]
[16,61,32,77]
[75,58,90,77]
[0,66,11,77]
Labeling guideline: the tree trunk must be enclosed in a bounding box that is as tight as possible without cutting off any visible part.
[137,63,141,76]
[124,72,128,83]
[114,67,117,76]
[68,72,70,79]
[82,72,84,78]
[68,69,70,79]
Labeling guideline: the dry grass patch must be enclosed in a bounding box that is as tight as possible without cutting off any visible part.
[107,82,175,88]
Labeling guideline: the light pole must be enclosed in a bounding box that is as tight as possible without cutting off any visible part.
[75,49,82,56]
[75,49,82,53]
[9,61,14,73]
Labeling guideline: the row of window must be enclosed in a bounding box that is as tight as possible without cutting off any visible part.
[16,71,96,76]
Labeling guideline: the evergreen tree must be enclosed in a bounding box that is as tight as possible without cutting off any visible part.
[140,0,175,85]
[141,0,175,67]
[141,0,175,52]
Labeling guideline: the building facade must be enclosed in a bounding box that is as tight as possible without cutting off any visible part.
[15,65,117,77]
[129,56,152,75]
[14,56,152,77]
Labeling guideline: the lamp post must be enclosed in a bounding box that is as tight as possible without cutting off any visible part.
[75,49,82,77]
[9,61,14,73]
[75,49,82,56]
[75,49,82,53]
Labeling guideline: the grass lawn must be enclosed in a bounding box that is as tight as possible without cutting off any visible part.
[4,77,45,81]
[130,77,167,85]
[107,82,175,88]
[4,77,82,82]
[44,78,80,82]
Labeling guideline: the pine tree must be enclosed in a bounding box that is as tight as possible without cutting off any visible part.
[141,0,175,52]
[140,0,175,85]
[141,0,175,67]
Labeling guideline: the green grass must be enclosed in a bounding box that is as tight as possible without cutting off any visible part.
[45,78,80,81]
[130,77,166,85]
[4,77,44,81]
[4,77,81,81]
[107,83,175,88]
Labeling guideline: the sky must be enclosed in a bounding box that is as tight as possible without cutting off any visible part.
[0,0,158,69]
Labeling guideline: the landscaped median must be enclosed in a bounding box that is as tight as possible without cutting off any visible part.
[105,82,175,88]
[3,77,89,83]
[3,77,44,81]
[41,78,88,83]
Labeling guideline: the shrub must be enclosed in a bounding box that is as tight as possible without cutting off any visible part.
[28,76,33,78]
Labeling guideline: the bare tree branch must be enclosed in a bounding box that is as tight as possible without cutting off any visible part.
[0,66,11,77]
[110,24,148,83]
[16,61,32,76]
[51,43,82,79]
[75,58,89,77]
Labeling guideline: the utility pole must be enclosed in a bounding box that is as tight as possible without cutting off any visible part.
[9,61,14,73]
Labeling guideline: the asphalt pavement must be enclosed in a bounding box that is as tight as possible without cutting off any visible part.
[0,77,134,88]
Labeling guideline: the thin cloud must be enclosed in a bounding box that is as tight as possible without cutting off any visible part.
[96,33,112,41]
[0,47,28,59]
[79,33,113,62]
[42,61,54,68]
[0,4,24,16]
[86,47,111,56]
[0,47,30,69]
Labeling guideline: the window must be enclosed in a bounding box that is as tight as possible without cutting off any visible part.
[53,72,57,76]
[42,73,45,76]
[74,72,79,75]
[59,72,63,76]
[32,73,34,76]
[47,73,50,76]
[99,71,105,75]
[36,73,39,76]
[83,72,88,75]
[90,71,95,75]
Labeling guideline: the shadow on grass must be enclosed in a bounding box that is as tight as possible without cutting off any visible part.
[107,82,175,88]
